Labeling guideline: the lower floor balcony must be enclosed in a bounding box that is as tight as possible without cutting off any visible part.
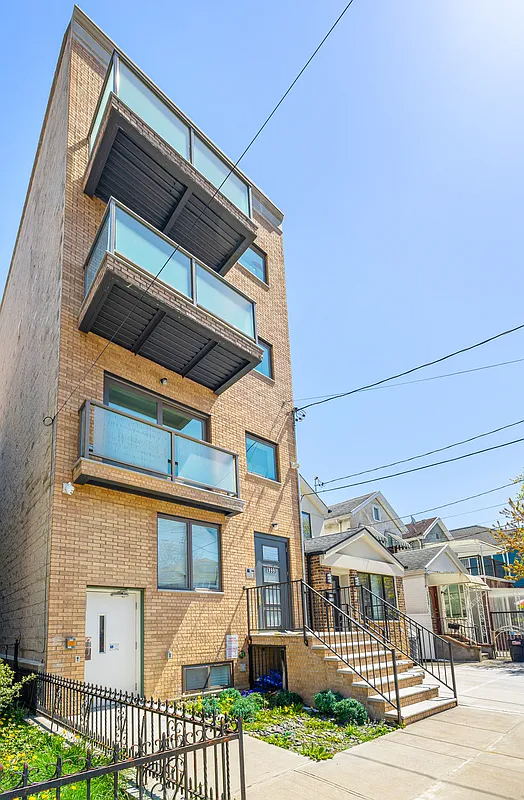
[73,400,244,515]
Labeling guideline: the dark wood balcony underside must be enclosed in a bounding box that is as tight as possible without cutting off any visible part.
[79,255,263,394]
[84,99,256,274]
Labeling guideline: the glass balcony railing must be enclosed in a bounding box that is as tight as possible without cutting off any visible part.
[84,199,256,339]
[80,401,240,497]
[89,52,251,217]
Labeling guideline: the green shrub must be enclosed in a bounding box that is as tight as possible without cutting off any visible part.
[267,689,303,709]
[314,690,343,715]
[229,696,260,722]
[333,698,367,725]
[261,732,292,749]
[219,688,242,702]
[0,662,34,713]
[246,692,265,709]
[201,695,220,716]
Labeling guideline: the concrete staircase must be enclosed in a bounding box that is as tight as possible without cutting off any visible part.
[307,633,457,725]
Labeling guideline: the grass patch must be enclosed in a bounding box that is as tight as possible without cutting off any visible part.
[0,707,128,799]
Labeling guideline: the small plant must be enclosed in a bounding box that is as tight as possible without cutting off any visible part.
[219,688,242,702]
[314,690,343,715]
[267,689,303,709]
[261,732,292,749]
[229,696,260,722]
[333,698,367,725]
[201,695,220,716]
[299,743,333,761]
[0,662,34,713]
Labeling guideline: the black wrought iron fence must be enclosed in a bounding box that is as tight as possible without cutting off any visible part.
[10,671,245,800]
[0,735,243,800]
[433,617,478,644]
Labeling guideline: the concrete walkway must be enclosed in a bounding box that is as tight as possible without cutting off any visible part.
[242,661,524,799]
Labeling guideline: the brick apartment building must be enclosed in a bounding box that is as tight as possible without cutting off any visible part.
[0,7,302,697]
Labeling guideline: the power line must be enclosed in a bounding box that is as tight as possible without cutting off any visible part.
[319,417,524,486]
[294,323,524,415]
[295,357,524,404]
[313,437,524,495]
[440,502,507,522]
[45,0,358,426]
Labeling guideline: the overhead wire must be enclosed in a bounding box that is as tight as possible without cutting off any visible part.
[318,417,524,486]
[294,323,524,415]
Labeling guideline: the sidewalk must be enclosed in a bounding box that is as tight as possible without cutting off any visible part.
[242,661,524,799]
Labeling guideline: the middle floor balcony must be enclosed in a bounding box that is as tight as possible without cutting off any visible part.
[74,400,244,515]
[79,200,263,394]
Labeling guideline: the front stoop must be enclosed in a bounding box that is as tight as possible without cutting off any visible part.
[307,638,457,725]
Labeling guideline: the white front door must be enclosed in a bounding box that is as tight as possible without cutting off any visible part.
[85,589,141,693]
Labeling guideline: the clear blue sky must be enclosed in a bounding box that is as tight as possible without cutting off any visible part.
[1,1,523,529]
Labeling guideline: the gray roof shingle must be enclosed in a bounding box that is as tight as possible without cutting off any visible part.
[304,528,363,555]
[394,547,445,571]
[327,493,375,519]
[449,525,498,546]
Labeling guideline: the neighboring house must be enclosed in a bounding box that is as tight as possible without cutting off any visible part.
[403,517,453,548]
[0,9,303,697]
[395,546,489,657]
[300,475,329,540]
[324,491,411,552]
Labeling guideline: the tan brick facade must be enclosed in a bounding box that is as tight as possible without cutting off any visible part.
[0,14,302,697]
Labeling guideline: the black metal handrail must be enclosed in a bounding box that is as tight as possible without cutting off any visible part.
[245,579,403,723]
[338,585,457,698]
[433,616,478,645]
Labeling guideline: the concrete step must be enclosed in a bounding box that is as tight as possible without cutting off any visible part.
[384,697,457,725]
[310,641,380,653]
[324,649,393,663]
[336,658,414,678]
[351,669,424,694]
[368,683,439,710]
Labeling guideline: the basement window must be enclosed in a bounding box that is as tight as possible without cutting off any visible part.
[183,662,233,693]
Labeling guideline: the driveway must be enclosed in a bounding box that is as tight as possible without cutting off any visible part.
[242,661,524,799]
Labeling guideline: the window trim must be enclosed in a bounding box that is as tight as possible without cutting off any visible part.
[182,661,233,694]
[238,243,268,285]
[245,432,279,482]
[157,514,222,592]
[104,374,209,441]
[372,505,381,522]
[254,338,274,380]
[301,511,312,539]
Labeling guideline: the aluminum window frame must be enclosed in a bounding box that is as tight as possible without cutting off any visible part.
[238,243,268,284]
[104,375,209,442]
[157,514,222,593]
[245,432,279,482]
[254,338,274,380]
[182,661,233,694]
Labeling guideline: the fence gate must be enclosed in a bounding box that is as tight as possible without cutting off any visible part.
[490,611,524,658]
[249,645,287,692]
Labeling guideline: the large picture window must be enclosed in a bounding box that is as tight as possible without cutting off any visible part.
[246,434,278,481]
[106,376,207,441]
[158,515,221,591]
[358,572,397,620]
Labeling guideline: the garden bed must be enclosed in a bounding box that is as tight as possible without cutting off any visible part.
[186,688,392,761]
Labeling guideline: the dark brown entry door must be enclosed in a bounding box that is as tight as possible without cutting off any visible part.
[254,533,290,630]
[429,586,442,634]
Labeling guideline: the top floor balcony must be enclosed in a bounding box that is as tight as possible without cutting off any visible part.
[84,52,257,274]
[79,199,263,393]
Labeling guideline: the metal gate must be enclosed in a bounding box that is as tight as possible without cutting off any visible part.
[249,645,287,692]
[490,611,524,658]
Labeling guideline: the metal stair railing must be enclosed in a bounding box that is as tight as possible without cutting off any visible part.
[338,585,457,700]
[245,579,403,724]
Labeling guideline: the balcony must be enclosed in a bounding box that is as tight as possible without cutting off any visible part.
[74,401,245,516]
[79,200,263,393]
[84,52,256,274]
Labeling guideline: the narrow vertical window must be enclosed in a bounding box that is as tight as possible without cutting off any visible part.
[255,340,273,379]
[99,615,106,653]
